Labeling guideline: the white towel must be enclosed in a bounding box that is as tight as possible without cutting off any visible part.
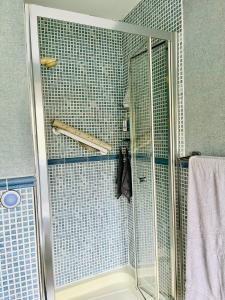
[186,157,225,300]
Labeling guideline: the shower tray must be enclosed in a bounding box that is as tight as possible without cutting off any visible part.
[55,267,152,300]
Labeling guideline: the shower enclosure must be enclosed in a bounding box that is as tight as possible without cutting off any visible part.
[26,5,177,300]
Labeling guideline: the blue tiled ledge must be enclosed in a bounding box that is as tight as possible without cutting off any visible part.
[0,176,36,190]
[48,154,173,167]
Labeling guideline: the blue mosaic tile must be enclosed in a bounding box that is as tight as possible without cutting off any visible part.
[48,161,129,286]
[0,187,40,300]
[38,17,127,160]
[37,17,129,287]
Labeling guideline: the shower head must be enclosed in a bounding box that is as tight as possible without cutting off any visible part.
[40,57,58,68]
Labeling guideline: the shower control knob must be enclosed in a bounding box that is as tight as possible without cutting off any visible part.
[1,190,21,208]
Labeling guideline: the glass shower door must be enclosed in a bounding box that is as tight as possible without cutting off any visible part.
[130,38,175,300]
[130,49,158,299]
[152,40,174,300]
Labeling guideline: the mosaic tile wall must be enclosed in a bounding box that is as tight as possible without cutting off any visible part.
[155,165,171,298]
[0,185,40,300]
[123,0,183,299]
[48,161,128,285]
[176,167,188,300]
[38,17,130,287]
[38,18,126,159]
[123,0,184,156]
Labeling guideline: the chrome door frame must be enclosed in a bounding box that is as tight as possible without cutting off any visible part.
[25,4,178,300]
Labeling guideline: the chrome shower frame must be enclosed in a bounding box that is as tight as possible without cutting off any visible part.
[25,4,178,300]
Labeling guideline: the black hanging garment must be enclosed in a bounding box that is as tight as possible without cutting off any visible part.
[121,148,132,202]
[116,148,124,199]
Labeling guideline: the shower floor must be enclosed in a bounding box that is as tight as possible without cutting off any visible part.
[55,267,153,300]
[74,288,142,300]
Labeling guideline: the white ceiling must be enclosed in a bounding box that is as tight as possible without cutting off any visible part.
[26,0,142,20]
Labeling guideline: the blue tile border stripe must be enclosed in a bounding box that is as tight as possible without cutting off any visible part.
[155,157,169,166]
[0,158,188,191]
[48,155,119,165]
[48,155,177,167]
[178,160,189,168]
[0,176,36,190]
[0,157,187,191]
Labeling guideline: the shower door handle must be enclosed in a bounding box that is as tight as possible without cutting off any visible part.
[139,177,146,183]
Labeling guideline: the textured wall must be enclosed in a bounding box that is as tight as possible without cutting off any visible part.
[0,1,35,178]
[183,0,225,156]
